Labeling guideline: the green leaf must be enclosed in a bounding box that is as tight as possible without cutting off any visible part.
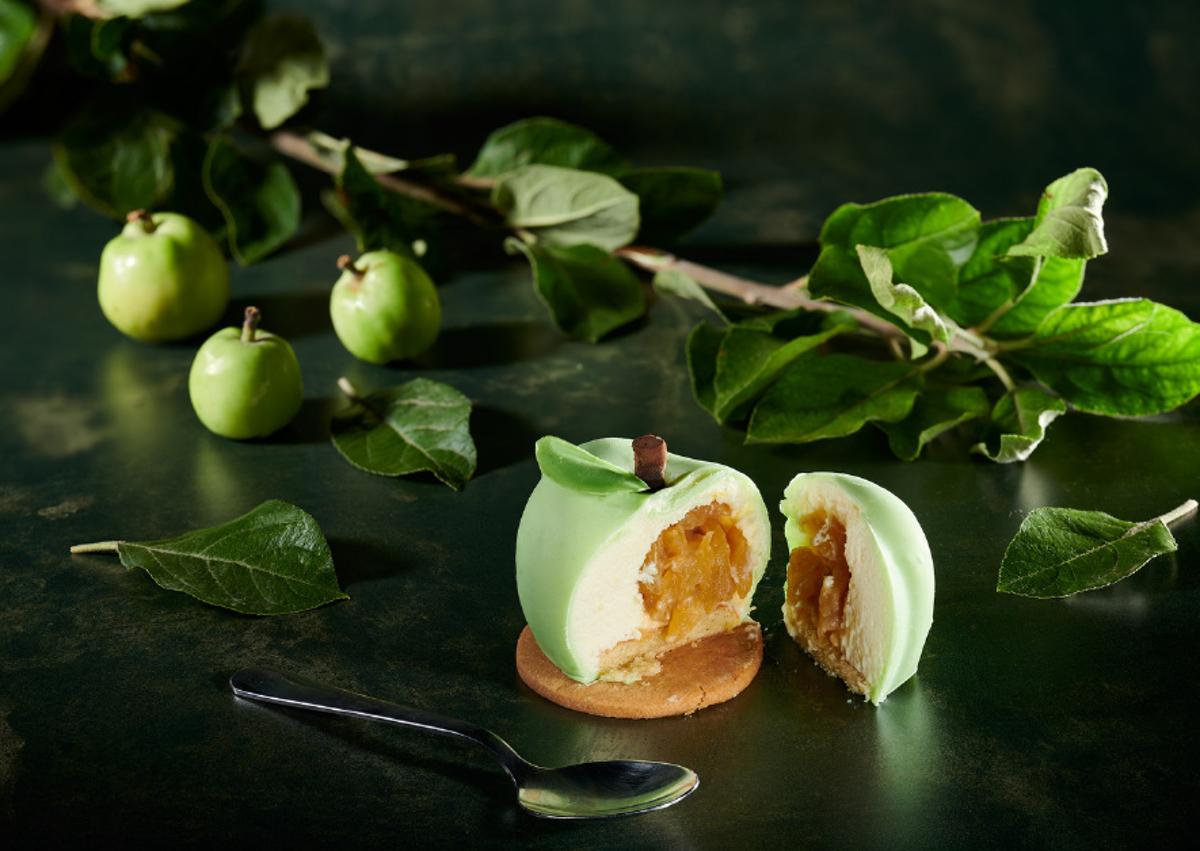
[881,385,989,461]
[686,322,723,415]
[97,0,191,16]
[810,193,980,314]
[336,145,437,261]
[306,131,456,175]
[0,1,36,87]
[62,15,133,80]
[534,436,647,494]
[1008,168,1108,260]
[202,135,300,265]
[53,103,177,217]
[618,167,722,243]
[42,159,79,209]
[971,386,1066,463]
[74,500,347,616]
[505,238,645,342]
[493,165,640,251]
[467,117,626,178]
[331,378,477,491]
[1010,299,1200,416]
[856,244,951,350]
[712,311,852,424]
[237,14,329,130]
[949,218,1085,338]
[996,500,1196,598]
[746,353,923,444]
[652,267,725,322]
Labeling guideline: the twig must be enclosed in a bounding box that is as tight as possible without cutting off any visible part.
[269,130,1010,377]
[268,131,497,229]
[616,245,905,339]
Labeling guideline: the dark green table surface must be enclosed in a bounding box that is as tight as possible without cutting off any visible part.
[4,2,1200,847]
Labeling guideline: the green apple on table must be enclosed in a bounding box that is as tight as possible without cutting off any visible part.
[330,250,441,364]
[97,210,229,342]
[188,307,303,440]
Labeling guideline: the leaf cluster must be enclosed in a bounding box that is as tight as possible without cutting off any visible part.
[31,0,327,263]
[687,168,1200,461]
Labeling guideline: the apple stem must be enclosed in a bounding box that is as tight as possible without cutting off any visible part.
[242,306,261,343]
[70,541,121,555]
[126,209,156,234]
[633,434,668,491]
[337,254,364,278]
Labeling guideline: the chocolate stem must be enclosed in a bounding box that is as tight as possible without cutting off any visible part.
[632,434,668,491]
[242,306,261,343]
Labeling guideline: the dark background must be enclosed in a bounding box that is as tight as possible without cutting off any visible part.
[3,1,1200,848]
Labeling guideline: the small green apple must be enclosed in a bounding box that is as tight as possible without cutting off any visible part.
[330,251,440,364]
[98,210,229,343]
[188,307,303,440]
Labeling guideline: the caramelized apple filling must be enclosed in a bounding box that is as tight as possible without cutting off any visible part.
[639,502,752,641]
[786,511,851,648]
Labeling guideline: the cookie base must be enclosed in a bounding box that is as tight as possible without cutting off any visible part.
[515,622,763,719]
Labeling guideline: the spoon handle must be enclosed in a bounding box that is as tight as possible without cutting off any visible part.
[229,668,530,779]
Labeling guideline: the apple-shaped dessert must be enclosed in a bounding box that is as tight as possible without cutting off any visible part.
[779,472,934,704]
[515,435,770,718]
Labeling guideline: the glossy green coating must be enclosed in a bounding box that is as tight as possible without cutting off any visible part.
[97,212,229,343]
[780,472,935,703]
[516,438,770,683]
[188,320,304,439]
[330,250,441,364]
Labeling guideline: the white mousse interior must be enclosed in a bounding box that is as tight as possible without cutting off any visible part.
[783,483,895,693]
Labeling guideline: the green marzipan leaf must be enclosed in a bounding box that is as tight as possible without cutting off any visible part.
[534,435,647,494]
[0,0,37,86]
[115,500,346,615]
[467,117,626,178]
[949,218,1085,338]
[1010,299,1200,416]
[53,103,177,218]
[506,238,645,342]
[971,386,1066,463]
[618,167,722,243]
[202,135,300,265]
[331,378,477,491]
[652,267,725,322]
[746,353,923,444]
[881,385,989,461]
[336,145,434,260]
[997,505,1182,598]
[492,164,640,251]
[1008,168,1108,260]
[686,322,723,415]
[237,14,329,130]
[811,192,980,312]
[856,244,951,349]
[712,311,853,424]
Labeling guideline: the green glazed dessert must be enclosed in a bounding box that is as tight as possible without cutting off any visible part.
[516,436,771,686]
[780,472,935,704]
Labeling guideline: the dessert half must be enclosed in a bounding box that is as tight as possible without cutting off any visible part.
[516,437,770,686]
[780,472,934,704]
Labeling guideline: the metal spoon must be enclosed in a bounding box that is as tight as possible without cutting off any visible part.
[229,668,699,819]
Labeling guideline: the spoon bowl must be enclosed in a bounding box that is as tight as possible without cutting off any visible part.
[518,760,698,819]
[229,668,698,820]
